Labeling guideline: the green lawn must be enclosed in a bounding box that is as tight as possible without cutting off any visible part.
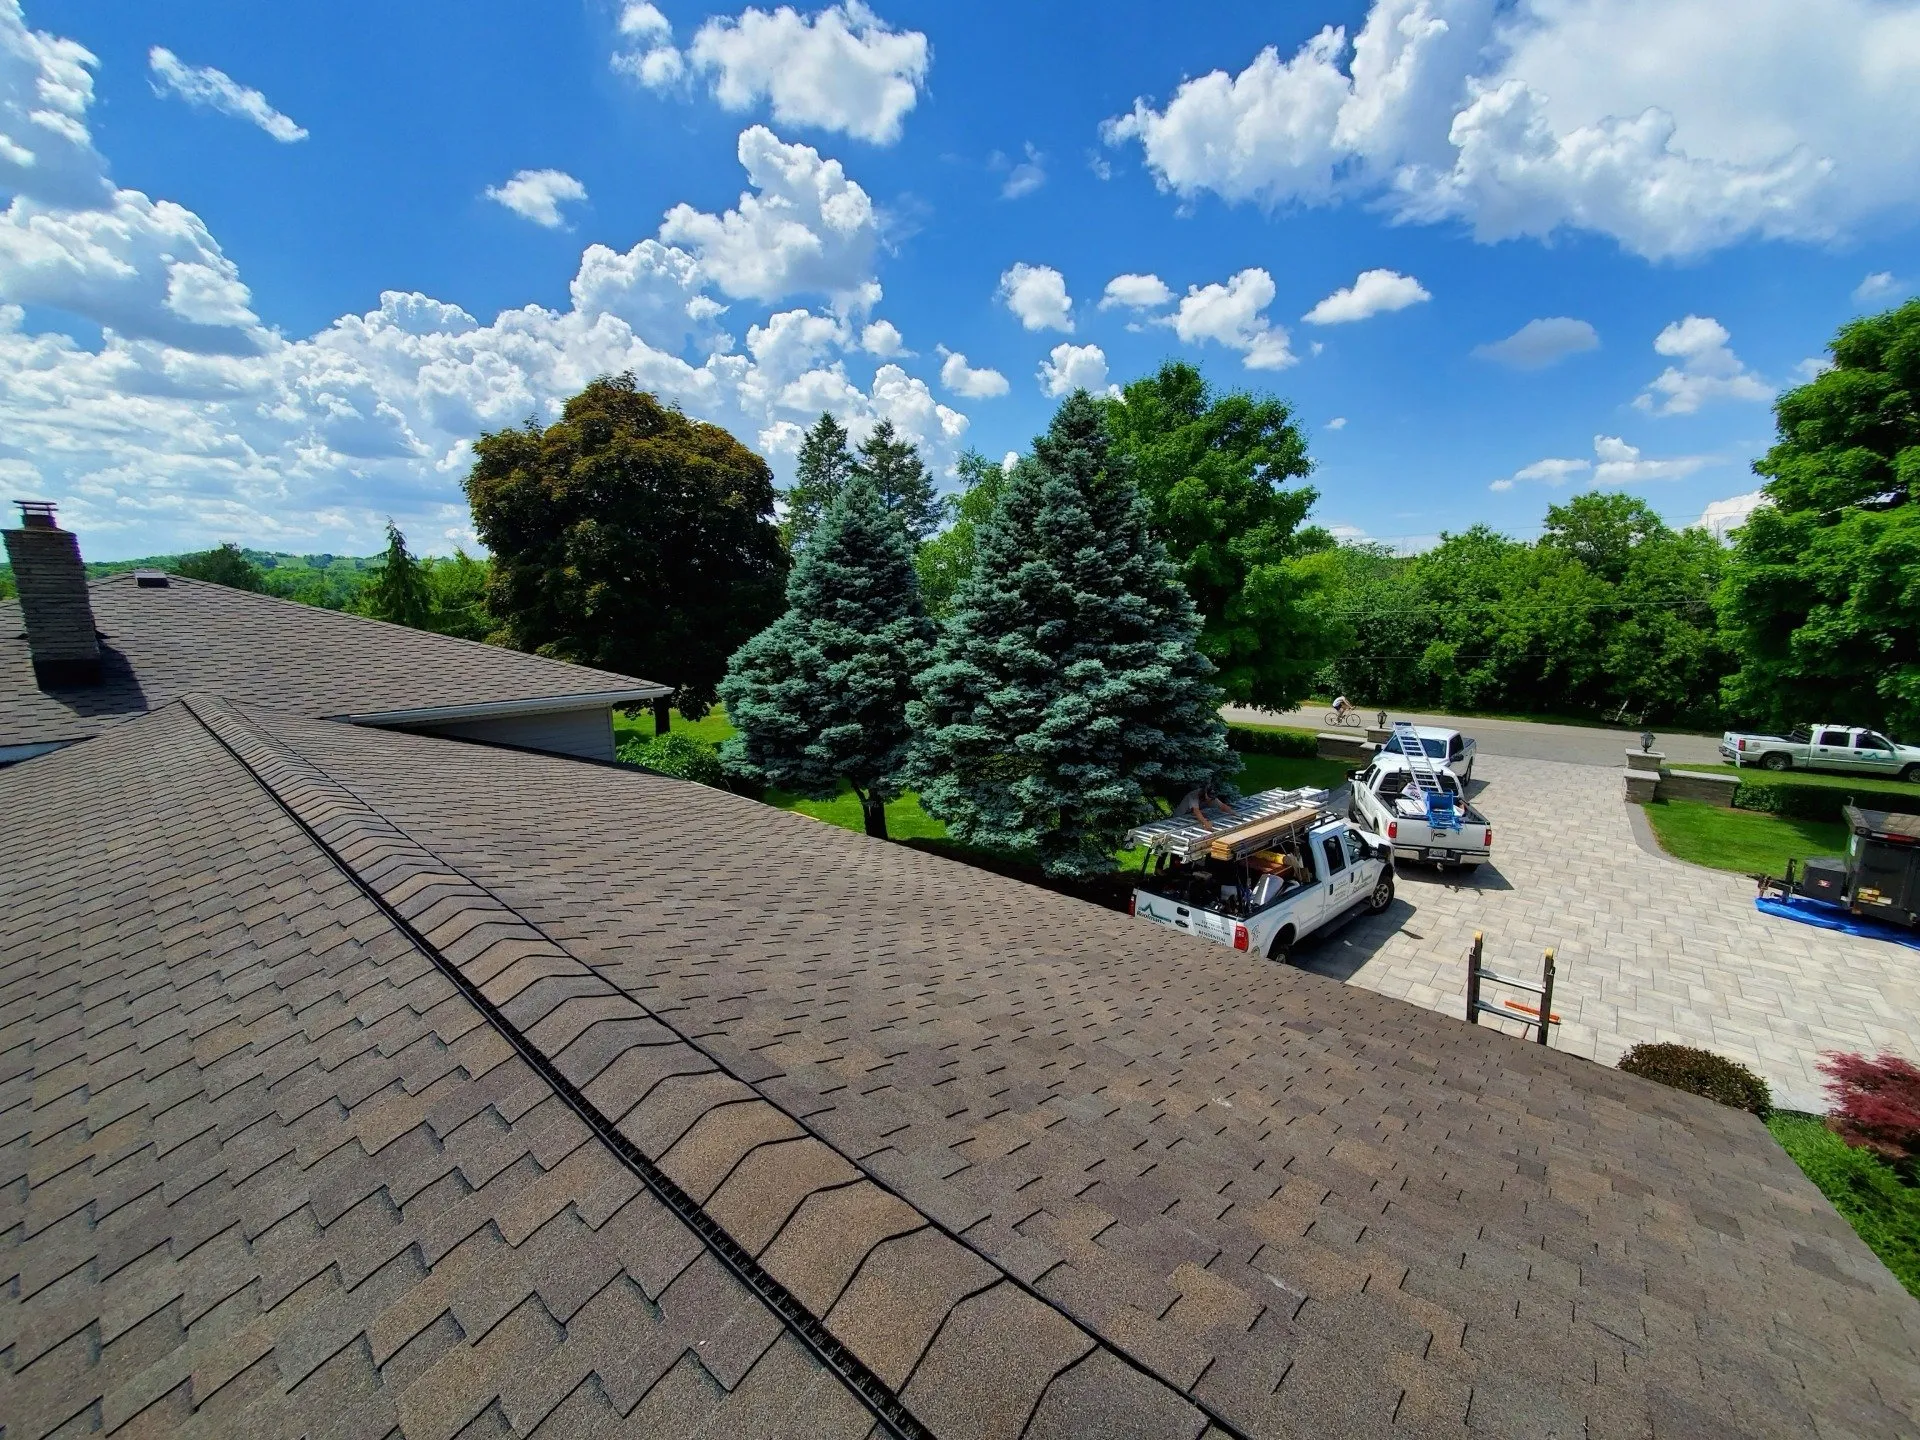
[1643,798,1848,875]
[615,705,1345,849]
[1669,762,1920,797]
[1768,1113,1920,1298]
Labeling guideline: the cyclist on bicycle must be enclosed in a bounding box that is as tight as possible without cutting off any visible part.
[1331,695,1351,722]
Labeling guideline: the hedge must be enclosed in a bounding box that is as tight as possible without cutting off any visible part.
[1618,1042,1772,1117]
[1226,723,1319,759]
[1733,779,1920,824]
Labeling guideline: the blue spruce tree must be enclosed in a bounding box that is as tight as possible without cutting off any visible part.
[720,473,933,838]
[909,390,1236,876]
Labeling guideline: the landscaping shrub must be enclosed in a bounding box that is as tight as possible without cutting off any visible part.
[618,732,725,788]
[1767,1112,1920,1298]
[1733,779,1920,823]
[1819,1051,1920,1177]
[1226,724,1319,759]
[1617,1043,1773,1117]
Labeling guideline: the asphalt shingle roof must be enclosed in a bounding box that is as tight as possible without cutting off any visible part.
[4,580,1918,1439]
[0,572,661,747]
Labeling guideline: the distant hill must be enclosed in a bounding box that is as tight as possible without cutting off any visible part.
[1,547,382,608]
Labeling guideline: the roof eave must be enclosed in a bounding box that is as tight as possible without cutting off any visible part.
[339,685,671,728]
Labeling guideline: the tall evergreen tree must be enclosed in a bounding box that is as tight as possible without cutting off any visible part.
[720,473,934,839]
[854,419,941,542]
[909,391,1235,876]
[359,522,434,630]
[783,411,856,548]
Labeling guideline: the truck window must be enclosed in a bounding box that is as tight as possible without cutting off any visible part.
[1321,836,1347,875]
[1859,733,1894,752]
[1342,831,1366,865]
[1448,735,1464,760]
[1816,728,1848,746]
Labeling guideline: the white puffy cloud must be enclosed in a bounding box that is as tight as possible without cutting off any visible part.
[1162,267,1294,370]
[617,2,672,42]
[1099,272,1172,310]
[1473,315,1597,368]
[660,2,928,145]
[0,7,969,556]
[1302,267,1429,324]
[1326,416,1347,430]
[1491,432,1708,490]
[484,169,588,228]
[1634,315,1770,416]
[148,46,306,142]
[937,346,1008,399]
[859,318,904,356]
[1592,433,1708,482]
[1855,271,1908,306]
[1037,342,1108,397]
[997,262,1073,332]
[0,1,112,208]
[659,125,879,307]
[1103,0,1920,260]
[1699,491,1767,540]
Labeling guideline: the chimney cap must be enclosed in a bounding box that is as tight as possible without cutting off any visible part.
[12,500,58,529]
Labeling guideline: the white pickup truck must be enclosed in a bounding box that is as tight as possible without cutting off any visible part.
[1378,725,1476,785]
[1125,787,1395,964]
[1720,724,1920,782]
[1349,754,1493,868]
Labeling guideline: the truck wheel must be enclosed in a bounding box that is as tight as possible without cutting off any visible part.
[1902,764,1920,784]
[1367,874,1395,913]
[1761,752,1791,772]
[1267,927,1296,965]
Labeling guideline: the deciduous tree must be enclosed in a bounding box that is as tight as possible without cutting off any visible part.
[1720,299,1920,733]
[720,474,932,838]
[909,391,1235,876]
[914,449,1004,619]
[1104,361,1338,710]
[466,373,787,715]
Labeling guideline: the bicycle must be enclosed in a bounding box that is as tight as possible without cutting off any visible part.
[1323,707,1366,729]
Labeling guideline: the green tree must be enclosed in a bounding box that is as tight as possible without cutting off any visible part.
[1104,361,1337,710]
[854,418,941,542]
[356,522,434,630]
[173,542,264,591]
[720,474,933,838]
[909,391,1236,876]
[783,411,855,548]
[466,373,788,716]
[1721,299,1920,733]
[422,550,495,642]
[1540,492,1667,585]
[915,449,1005,619]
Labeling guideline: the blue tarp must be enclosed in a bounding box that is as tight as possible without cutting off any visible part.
[1755,893,1920,951]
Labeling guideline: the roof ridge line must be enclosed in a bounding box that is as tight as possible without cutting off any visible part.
[188,700,1231,1440]
[180,696,926,1440]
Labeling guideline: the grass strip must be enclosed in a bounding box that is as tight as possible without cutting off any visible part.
[1767,1113,1920,1298]
[1642,798,1848,875]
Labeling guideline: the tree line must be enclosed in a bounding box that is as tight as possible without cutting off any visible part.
[136,296,1919,780]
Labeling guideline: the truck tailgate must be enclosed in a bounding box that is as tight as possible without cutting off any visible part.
[1132,891,1236,945]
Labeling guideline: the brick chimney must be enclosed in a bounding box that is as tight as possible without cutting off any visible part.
[4,501,101,686]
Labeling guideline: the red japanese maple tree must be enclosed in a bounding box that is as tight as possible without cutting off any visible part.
[1819,1050,1920,1174]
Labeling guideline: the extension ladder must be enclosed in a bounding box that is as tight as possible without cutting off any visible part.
[1392,720,1460,832]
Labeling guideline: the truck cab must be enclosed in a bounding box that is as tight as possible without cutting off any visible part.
[1350,754,1492,868]
[1379,725,1476,784]
[1126,788,1396,964]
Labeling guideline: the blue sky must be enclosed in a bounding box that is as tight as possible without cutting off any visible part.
[3,0,1917,559]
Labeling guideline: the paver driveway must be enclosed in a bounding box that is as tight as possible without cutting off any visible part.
[1299,752,1920,1112]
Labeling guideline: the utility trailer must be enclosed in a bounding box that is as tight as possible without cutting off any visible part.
[1125,787,1396,964]
[1757,806,1920,930]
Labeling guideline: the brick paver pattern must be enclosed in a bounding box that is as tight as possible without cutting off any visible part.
[1309,754,1920,1113]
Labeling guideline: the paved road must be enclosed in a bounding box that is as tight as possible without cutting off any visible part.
[1224,703,1724,767]
[1288,751,1919,1111]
